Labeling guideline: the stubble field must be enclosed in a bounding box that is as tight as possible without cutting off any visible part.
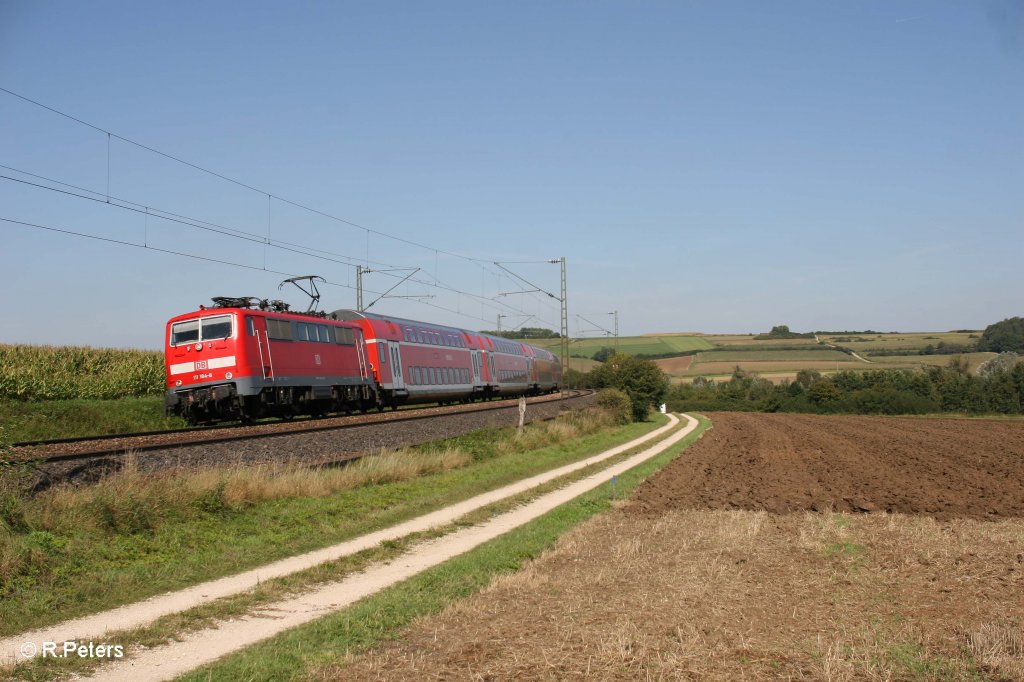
[329,413,1024,681]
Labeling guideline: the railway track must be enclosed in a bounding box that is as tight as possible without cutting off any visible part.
[6,390,594,467]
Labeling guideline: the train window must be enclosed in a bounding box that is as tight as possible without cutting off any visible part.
[411,367,419,385]
[294,322,310,342]
[416,330,424,344]
[334,326,354,345]
[266,318,292,340]
[171,319,199,345]
[443,368,450,384]
[246,317,255,336]
[427,368,434,384]
[201,315,232,342]
[378,344,387,364]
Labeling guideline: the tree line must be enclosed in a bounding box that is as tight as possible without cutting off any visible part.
[668,355,1024,416]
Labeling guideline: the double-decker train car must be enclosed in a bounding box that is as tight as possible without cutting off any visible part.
[330,310,561,408]
[165,298,562,424]
[164,298,375,423]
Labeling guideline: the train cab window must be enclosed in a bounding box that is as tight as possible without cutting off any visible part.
[246,317,256,336]
[171,315,232,345]
[201,315,232,341]
[171,319,199,345]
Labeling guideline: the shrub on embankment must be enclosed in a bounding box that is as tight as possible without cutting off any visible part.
[0,344,164,401]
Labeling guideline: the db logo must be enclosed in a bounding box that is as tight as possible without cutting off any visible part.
[195,360,208,370]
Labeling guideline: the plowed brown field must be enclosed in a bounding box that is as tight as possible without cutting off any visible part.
[321,414,1024,681]
[633,412,1024,520]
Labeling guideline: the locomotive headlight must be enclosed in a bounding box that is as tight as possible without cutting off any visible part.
[225,372,233,380]
[175,380,183,386]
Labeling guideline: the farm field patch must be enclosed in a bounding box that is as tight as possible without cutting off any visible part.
[695,349,851,363]
[702,334,820,347]
[864,351,997,372]
[822,331,979,352]
[566,357,600,372]
[634,412,1024,518]
[535,334,713,358]
[653,355,695,374]
[685,360,860,375]
[331,413,1024,681]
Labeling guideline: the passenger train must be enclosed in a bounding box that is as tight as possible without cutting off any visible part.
[164,297,561,424]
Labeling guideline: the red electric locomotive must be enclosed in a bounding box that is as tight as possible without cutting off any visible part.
[165,290,562,424]
[164,297,375,423]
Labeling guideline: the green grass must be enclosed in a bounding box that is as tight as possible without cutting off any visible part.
[176,414,711,682]
[0,397,185,442]
[0,410,664,638]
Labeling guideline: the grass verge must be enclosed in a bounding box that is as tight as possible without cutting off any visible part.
[172,414,710,682]
[0,407,660,638]
[0,398,186,442]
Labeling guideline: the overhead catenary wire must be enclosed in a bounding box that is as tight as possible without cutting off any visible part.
[0,86,565,329]
[0,86,510,270]
[0,167,552,324]
[0,215,503,327]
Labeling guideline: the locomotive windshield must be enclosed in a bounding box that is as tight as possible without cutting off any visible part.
[171,315,233,346]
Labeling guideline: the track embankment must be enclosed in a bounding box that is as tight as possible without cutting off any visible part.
[14,391,595,490]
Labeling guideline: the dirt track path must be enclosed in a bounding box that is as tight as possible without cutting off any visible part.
[3,414,695,672]
[75,415,698,681]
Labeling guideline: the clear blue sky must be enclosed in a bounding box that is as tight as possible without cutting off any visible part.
[2,1,1021,349]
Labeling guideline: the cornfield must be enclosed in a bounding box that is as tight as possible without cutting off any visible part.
[0,344,164,401]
